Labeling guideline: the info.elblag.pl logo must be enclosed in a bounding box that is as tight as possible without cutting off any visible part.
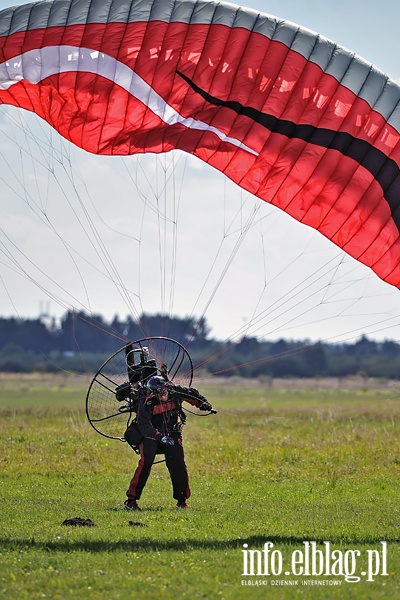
[242,541,388,584]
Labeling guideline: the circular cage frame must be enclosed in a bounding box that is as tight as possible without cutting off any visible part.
[86,336,194,440]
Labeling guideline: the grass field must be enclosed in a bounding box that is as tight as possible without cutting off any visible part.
[0,373,399,599]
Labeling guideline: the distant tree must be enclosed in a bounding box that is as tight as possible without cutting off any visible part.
[235,336,260,354]
[349,335,379,358]
[270,338,290,356]
[382,340,400,358]
[57,311,118,353]
[301,344,327,377]
[0,317,53,352]
[0,343,31,372]
[134,314,210,346]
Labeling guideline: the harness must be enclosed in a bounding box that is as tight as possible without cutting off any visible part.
[149,392,187,433]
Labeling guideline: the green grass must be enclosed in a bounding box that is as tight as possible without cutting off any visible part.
[0,374,399,599]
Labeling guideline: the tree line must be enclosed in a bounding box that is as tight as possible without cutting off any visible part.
[1,310,400,379]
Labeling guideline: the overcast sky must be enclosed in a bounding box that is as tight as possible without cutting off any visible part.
[1,0,400,345]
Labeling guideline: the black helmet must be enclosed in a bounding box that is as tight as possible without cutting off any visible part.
[146,376,168,395]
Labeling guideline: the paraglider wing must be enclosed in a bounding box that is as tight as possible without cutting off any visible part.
[1,0,400,286]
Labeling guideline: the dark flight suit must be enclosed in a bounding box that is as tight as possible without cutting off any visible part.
[126,385,211,503]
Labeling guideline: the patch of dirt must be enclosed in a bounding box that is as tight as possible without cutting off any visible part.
[128,521,148,527]
[62,517,95,527]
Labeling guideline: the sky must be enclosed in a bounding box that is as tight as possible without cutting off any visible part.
[1,0,400,345]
